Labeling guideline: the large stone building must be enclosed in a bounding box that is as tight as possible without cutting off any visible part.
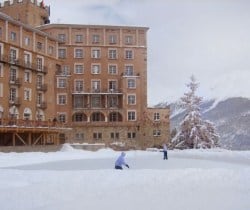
[0,0,170,149]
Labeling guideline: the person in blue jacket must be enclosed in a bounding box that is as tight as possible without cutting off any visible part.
[115,152,129,170]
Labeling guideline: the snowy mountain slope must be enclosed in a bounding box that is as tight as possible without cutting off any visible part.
[156,97,250,150]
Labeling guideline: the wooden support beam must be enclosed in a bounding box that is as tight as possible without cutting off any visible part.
[15,133,27,145]
[33,134,43,145]
[28,133,31,145]
[12,133,15,146]
[56,133,60,145]
[43,133,46,145]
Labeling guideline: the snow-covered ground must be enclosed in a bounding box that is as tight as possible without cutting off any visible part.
[0,144,249,210]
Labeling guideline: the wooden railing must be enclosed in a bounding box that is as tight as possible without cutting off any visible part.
[0,118,65,128]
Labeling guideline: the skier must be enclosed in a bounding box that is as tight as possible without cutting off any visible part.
[115,151,130,170]
[163,144,168,160]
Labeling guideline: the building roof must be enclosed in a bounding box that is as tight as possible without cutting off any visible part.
[37,23,149,31]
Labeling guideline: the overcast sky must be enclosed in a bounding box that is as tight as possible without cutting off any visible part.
[43,0,250,105]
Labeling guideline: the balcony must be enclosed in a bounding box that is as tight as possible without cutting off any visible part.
[37,102,47,109]
[36,84,48,92]
[0,55,48,74]
[9,97,21,106]
[9,78,22,86]
[72,88,123,95]
[37,66,48,74]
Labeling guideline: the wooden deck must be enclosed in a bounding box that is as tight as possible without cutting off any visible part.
[0,119,69,146]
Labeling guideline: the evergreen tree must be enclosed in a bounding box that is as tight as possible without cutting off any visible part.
[172,75,219,149]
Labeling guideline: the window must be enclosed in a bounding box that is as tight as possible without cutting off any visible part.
[125,49,133,59]
[111,132,119,139]
[0,83,3,97]
[108,49,117,59]
[75,80,84,92]
[93,132,102,140]
[75,34,83,43]
[128,111,136,121]
[75,133,84,140]
[74,64,84,74]
[92,34,100,43]
[58,94,67,105]
[108,64,117,74]
[24,71,31,83]
[58,34,66,42]
[24,37,30,46]
[0,43,2,56]
[58,49,66,59]
[36,57,43,71]
[62,65,70,75]
[127,132,136,139]
[108,80,117,91]
[37,42,42,50]
[37,92,43,105]
[57,78,66,88]
[9,88,17,102]
[74,95,84,108]
[75,113,84,122]
[10,32,16,41]
[58,114,66,123]
[91,64,100,74]
[24,52,31,66]
[108,96,118,108]
[10,68,17,82]
[0,64,3,77]
[125,65,134,76]
[109,35,117,44]
[128,95,136,105]
[92,112,102,121]
[37,75,43,87]
[10,48,17,62]
[74,48,83,58]
[153,130,161,137]
[24,88,31,101]
[154,112,160,121]
[92,49,101,59]
[92,80,100,92]
[125,35,133,45]
[48,46,53,55]
[91,95,101,107]
[127,79,136,89]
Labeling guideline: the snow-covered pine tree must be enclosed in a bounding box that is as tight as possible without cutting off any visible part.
[172,75,219,149]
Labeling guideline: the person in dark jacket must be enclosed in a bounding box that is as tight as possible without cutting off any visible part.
[115,152,129,170]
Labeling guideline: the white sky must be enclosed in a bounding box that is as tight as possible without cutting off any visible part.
[43,0,250,104]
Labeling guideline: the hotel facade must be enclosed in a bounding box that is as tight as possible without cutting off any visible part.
[0,0,170,149]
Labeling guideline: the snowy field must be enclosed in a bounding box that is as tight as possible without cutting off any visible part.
[0,144,249,210]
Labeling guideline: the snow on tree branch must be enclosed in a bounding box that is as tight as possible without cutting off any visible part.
[172,75,220,149]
